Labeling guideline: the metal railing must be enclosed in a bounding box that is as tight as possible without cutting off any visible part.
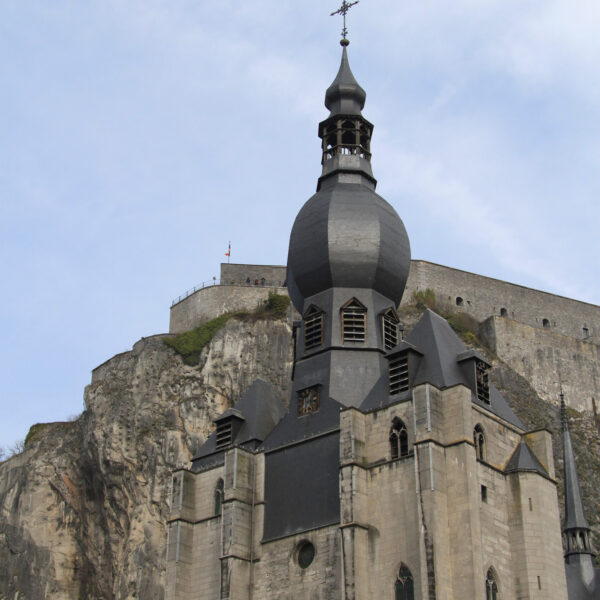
[171,278,287,307]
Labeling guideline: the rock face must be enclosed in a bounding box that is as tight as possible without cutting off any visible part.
[0,309,598,599]
[0,317,293,600]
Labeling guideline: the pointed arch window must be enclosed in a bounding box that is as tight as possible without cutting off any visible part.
[214,478,224,516]
[474,424,486,461]
[395,564,414,600]
[382,308,400,350]
[390,417,409,459]
[304,305,324,350]
[486,568,499,600]
[341,298,366,343]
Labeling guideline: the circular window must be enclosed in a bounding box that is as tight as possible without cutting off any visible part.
[296,541,315,569]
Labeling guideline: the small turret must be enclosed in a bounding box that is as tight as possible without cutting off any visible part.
[561,393,600,598]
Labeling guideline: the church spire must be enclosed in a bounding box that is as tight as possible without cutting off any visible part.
[561,393,595,564]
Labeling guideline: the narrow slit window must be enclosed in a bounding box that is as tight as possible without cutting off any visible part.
[382,308,400,350]
[214,479,224,516]
[476,361,490,404]
[304,306,324,350]
[474,424,485,461]
[341,298,367,343]
[389,354,409,395]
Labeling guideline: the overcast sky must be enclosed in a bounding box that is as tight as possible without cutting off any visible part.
[2,0,599,450]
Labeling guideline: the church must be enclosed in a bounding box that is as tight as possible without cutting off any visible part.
[164,26,600,600]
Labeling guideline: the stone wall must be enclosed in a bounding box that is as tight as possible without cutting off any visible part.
[220,263,287,287]
[481,316,600,413]
[173,260,600,341]
[403,260,600,343]
[169,284,288,334]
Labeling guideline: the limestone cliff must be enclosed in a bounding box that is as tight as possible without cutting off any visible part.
[1,309,599,599]
[0,317,293,600]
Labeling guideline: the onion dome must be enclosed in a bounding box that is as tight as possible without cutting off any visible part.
[286,45,411,312]
[324,45,366,116]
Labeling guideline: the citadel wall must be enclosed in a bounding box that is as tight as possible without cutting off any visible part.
[481,316,600,413]
[404,260,599,343]
[171,261,600,342]
[168,261,600,412]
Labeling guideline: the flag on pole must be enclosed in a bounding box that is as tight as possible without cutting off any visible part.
[225,242,231,263]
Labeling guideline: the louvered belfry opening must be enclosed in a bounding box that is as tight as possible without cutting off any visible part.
[341,298,367,343]
[476,360,490,404]
[382,308,399,350]
[389,353,409,395]
[304,306,324,350]
[215,419,233,450]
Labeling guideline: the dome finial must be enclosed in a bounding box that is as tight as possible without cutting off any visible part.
[330,0,359,46]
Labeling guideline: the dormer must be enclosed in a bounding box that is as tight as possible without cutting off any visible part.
[386,341,423,396]
[213,408,245,450]
[380,307,400,350]
[303,304,324,351]
[457,350,491,405]
[341,297,367,343]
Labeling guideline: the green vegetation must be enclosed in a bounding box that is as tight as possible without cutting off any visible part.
[164,293,291,366]
[408,288,480,344]
[411,288,436,310]
[25,423,49,447]
[445,313,479,345]
[265,291,291,316]
[164,313,236,366]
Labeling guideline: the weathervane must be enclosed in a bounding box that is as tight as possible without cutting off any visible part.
[331,0,359,45]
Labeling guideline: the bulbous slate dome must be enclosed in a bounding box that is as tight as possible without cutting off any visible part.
[286,46,411,312]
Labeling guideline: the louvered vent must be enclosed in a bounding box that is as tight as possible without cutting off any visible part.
[215,420,233,450]
[389,354,409,395]
[476,361,490,404]
[382,311,399,350]
[341,300,366,343]
[304,308,324,350]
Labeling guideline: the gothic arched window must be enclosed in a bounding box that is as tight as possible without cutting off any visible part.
[474,424,485,461]
[395,564,414,600]
[214,478,224,516]
[390,417,409,460]
[486,568,499,600]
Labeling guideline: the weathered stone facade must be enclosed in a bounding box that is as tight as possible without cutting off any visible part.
[166,380,568,599]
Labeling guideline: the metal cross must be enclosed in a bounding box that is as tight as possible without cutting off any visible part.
[331,0,359,41]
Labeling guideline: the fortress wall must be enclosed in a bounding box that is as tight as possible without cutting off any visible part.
[169,262,599,412]
[169,284,288,334]
[220,263,287,286]
[402,260,600,343]
[481,316,600,413]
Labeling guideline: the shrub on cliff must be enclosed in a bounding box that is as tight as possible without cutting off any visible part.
[164,313,235,366]
[411,288,436,310]
[164,295,291,365]
[265,292,291,317]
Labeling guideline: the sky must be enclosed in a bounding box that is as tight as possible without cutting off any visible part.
[1,0,600,450]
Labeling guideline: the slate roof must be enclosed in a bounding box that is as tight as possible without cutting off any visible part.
[504,440,549,477]
[191,379,286,468]
[394,309,524,429]
[565,564,600,600]
[406,309,469,389]
[260,393,343,452]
